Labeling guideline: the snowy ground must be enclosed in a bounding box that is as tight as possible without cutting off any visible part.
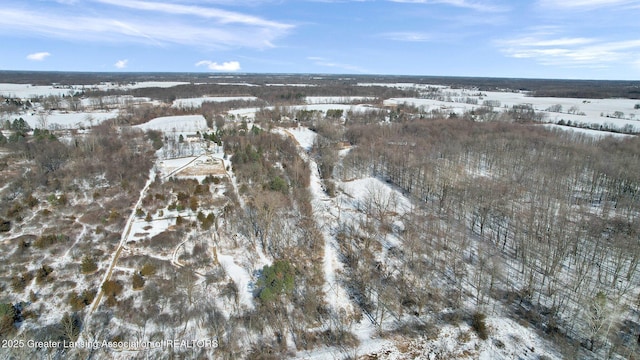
[305,96,376,104]
[218,254,256,310]
[0,81,191,98]
[384,85,640,132]
[285,126,317,151]
[0,83,84,97]
[227,103,382,122]
[289,104,382,114]
[228,107,265,121]
[345,317,561,360]
[89,81,191,91]
[80,95,154,108]
[171,96,258,108]
[17,110,120,129]
[265,83,317,87]
[357,82,448,90]
[340,177,413,215]
[543,124,634,139]
[135,115,208,133]
[214,82,260,87]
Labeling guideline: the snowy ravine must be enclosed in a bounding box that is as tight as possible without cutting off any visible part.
[280,127,352,315]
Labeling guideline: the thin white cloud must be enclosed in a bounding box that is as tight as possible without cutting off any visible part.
[114,59,128,69]
[497,30,640,68]
[307,56,367,73]
[381,31,433,42]
[310,0,373,2]
[389,0,508,12]
[0,7,290,50]
[538,0,640,9]
[94,0,292,30]
[196,60,241,71]
[26,52,51,61]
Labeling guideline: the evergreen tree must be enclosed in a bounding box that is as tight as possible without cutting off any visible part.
[81,255,98,274]
[257,260,295,303]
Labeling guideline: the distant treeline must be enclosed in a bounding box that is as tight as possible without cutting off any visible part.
[2,71,639,99]
[91,83,415,105]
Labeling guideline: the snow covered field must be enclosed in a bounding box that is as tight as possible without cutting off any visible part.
[0,81,191,98]
[290,104,380,114]
[171,96,258,108]
[18,110,120,129]
[305,96,376,104]
[80,95,154,108]
[384,84,640,133]
[90,81,191,91]
[228,107,265,121]
[0,83,83,97]
[135,115,208,133]
[543,124,633,139]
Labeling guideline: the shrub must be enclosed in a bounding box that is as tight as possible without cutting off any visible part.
[11,272,32,292]
[457,330,472,344]
[0,218,10,232]
[108,210,120,222]
[471,312,489,340]
[34,234,69,249]
[132,273,145,290]
[57,194,68,206]
[194,184,209,195]
[189,196,198,211]
[59,312,81,342]
[6,202,23,219]
[102,280,123,298]
[0,303,16,319]
[0,303,17,337]
[146,129,163,150]
[177,191,190,203]
[325,180,336,197]
[81,256,98,274]
[36,264,54,284]
[26,194,39,208]
[140,263,157,277]
[268,176,288,194]
[68,289,96,311]
[198,212,215,230]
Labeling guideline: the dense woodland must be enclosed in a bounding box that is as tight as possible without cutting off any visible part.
[331,116,640,356]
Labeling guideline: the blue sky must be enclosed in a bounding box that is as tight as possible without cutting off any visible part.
[1,0,639,79]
